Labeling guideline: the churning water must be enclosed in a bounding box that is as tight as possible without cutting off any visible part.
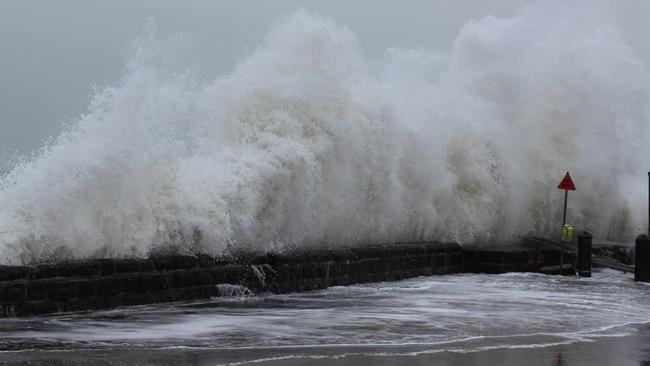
[1,270,649,364]
[1,4,650,264]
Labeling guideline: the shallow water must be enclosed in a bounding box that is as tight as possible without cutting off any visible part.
[1,270,649,365]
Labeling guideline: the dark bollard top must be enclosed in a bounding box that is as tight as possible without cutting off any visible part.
[636,234,650,241]
[578,231,593,239]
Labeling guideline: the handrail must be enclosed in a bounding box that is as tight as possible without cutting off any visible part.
[523,236,635,274]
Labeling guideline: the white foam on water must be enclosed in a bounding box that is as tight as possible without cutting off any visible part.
[1,271,648,352]
[1,3,649,264]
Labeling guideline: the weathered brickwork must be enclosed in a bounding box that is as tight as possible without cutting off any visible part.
[0,242,566,317]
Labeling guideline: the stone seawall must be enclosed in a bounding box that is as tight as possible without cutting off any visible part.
[463,247,573,274]
[0,242,564,318]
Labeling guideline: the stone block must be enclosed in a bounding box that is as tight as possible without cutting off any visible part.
[95,277,124,297]
[192,269,213,286]
[115,259,144,274]
[95,259,116,276]
[301,263,318,279]
[75,279,97,298]
[331,248,355,262]
[137,274,168,292]
[1,283,25,303]
[168,270,194,288]
[207,266,227,284]
[0,266,29,281]
[314,261,330,279]
[48,282,78,302]
[26,282,50,302]
[152,255,197,271]
[60,261,101,277]
[434,254,447,267]
[448,253,462,266]
[22,301,62,316]
[195,254,217,267]
[139,260,156,272]
[222,265,250,284]
[271,264,289,283]
[388,257,404,271]
[384,246,404,259]
[122,276,140,292]
[32,264,61,279]
[259,253,281,267]
[311,250,334,263]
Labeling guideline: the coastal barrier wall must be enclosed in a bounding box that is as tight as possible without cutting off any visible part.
[0,242,567,318]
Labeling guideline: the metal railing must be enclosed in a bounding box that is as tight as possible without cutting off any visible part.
[524,236,635,273]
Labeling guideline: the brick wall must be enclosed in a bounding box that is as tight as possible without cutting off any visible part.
[1,242,464,317]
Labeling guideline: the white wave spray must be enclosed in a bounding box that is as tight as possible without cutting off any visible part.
[1,5,649,264]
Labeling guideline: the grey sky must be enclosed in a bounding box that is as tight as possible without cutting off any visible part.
[1,0,649,159]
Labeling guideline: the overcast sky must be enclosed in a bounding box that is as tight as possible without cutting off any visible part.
[1,0,649,158]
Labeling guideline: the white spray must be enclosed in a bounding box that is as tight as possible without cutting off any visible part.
[1,6,649,264]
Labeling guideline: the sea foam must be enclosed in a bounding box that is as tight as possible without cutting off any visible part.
[1,6,648,264]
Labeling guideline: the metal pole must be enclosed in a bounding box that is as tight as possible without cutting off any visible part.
[560,189,568,275]
[647,172,649,237]
[562,189,568,226]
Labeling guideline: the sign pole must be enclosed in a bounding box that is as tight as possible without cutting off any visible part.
[562,189,568,226]
[560,189,569,276]
[557,172,576,275]
[647,172,649,237]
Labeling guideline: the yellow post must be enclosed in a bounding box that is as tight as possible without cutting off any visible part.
[561,224,574,243]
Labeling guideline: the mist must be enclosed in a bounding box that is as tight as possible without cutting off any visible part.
[1,1,649,264]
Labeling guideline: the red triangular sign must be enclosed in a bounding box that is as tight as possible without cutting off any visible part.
[557,172,576,191]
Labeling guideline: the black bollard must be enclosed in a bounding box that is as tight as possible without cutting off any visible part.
[577,231,592,277]
[636,234,650,282]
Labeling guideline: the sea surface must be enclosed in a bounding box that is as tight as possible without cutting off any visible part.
[1,269,649,365]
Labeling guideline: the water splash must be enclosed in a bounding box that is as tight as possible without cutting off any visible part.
[1,6,648,264]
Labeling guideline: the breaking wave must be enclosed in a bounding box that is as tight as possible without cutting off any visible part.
[1,5,649,264]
